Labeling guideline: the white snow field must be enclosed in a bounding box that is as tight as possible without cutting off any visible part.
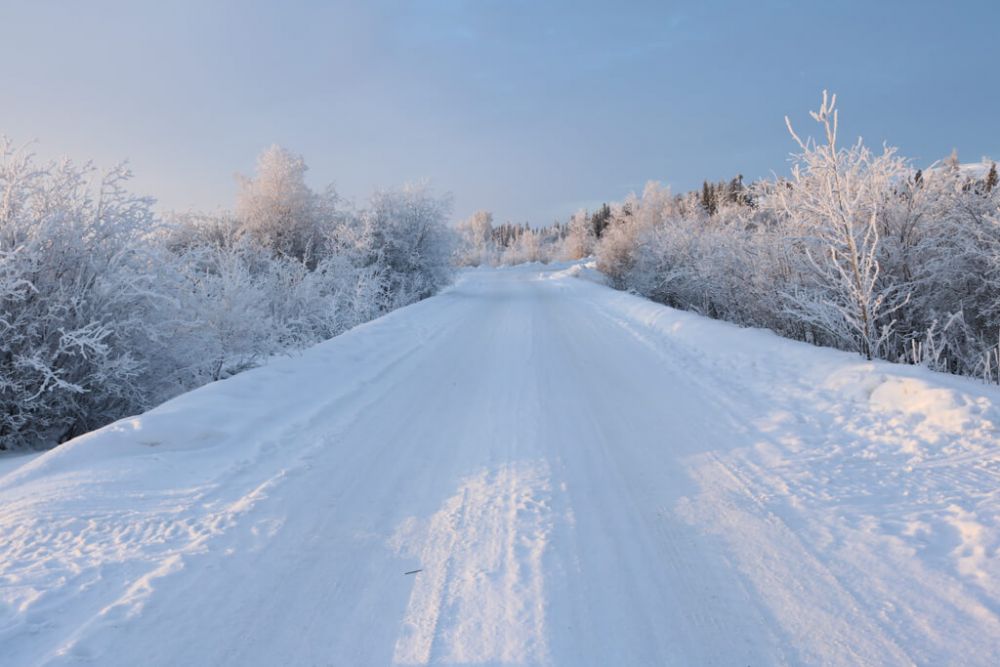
[2,263,999,666]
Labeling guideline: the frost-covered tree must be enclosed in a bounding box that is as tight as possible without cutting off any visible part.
[501,227,549,264]
[596,184,675,288]
[562,208,596,260]
[767,91,911,359]
[476,221,565,266]
[454,210,496,266]
[236,145,334,263]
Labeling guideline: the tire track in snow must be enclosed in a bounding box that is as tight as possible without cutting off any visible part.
[390,460,553,665]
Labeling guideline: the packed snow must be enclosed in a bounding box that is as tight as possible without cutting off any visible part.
[1,263,998,665]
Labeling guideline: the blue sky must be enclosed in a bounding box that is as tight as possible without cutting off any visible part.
[1,0,996,224]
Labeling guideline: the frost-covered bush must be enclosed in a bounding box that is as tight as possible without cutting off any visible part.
[155,175,456,391]
[0,141,457,450]
[0,141,158,447]
[349,184,455,308]
[594,92,1000,381]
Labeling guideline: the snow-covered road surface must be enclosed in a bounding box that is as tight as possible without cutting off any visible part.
[2,263,999,666]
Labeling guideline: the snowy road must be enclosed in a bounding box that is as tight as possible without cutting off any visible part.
[2,264,1000,665]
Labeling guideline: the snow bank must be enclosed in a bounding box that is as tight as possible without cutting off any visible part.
[0,284,469,665]
[566,274,1000,663]
[543,258,606,285]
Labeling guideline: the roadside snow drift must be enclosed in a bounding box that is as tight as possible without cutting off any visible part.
[1,263,998,666]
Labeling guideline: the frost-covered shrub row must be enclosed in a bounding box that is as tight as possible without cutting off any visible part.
[0,143,453,449]
[454,201,615,267]
[595,93,1000,382]
[453,212,576,266]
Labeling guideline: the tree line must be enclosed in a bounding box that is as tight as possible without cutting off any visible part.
[595,93,1000,382]
[456,92,1000,384]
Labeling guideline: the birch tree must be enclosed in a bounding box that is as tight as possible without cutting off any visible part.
[769,91,911,359]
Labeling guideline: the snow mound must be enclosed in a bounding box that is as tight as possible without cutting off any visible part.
[544,259,605,284]
[869,377,994,437]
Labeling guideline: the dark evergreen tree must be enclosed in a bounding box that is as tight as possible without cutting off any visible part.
[701,181,717,215]
[985,163,998,193]
[590,203,612,239]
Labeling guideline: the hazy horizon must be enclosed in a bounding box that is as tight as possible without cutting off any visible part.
[1,0,997,224]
